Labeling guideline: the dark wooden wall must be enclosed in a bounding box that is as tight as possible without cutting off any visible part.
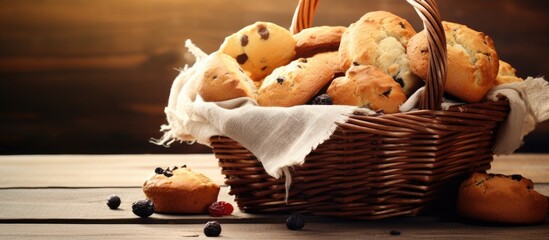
[1,0,548,154]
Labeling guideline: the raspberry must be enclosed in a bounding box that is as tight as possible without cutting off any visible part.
[221,201,234,215]
[209,201,234,217]
[204,221,222,237]
[286,214,305,230]
[208,202,224,217]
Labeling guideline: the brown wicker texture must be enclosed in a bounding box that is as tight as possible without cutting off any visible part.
[211,0,510,219]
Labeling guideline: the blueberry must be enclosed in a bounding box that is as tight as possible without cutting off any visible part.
[204,221,222,237]
[154,167,164,174]
[106,194,121,209]
[312,94,332,105]
[132,199,155,218]
[286,214,305,230]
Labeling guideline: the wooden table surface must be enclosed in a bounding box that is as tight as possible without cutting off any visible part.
[1,154,548,239]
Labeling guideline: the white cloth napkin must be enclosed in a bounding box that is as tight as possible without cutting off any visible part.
[155,40,363,179]
[155,40,549,182]
[402,78,549,155]
[187,97,360,178]
[486,77,549,155]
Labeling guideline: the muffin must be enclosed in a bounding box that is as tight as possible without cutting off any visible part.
[143,166,220,214]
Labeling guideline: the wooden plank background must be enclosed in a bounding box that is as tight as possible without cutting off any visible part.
[1,0,548,154]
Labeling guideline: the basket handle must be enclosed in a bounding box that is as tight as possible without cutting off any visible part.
[290,0,447,110]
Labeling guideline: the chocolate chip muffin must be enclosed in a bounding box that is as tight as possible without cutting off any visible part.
[293,25,346,58]
[407,21,499,103]
[495,60,523,85]
[257,51,342,107]
[338,11,422,97]
[327,65,407,114]
[143,166,220,214]
[219,21,296,82]
[198,52,258,102]
[457,172,548,225]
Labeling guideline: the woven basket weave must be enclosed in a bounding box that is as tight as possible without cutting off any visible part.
[210,0,510,219]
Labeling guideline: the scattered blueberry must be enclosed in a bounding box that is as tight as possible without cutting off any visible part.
[132,199,155,218]
[286,214,305,230]
[312,94,332,105]
[204,221,222,237]
[154,167,164,174]
[390,230,401,235]
[106,194,121,209]
[172,166,179,171]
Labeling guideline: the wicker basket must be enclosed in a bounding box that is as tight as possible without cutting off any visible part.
[210,0,510,220]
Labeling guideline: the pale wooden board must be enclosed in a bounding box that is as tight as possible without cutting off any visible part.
[0,187,270,222]
[490,154,549,183]
[1,154,548,189]
[0,154,225,188]
[1,222,548,240]
[0,186,548,222]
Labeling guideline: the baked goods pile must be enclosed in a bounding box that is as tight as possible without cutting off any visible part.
[151,2,549,223]
[196,11,525,113]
